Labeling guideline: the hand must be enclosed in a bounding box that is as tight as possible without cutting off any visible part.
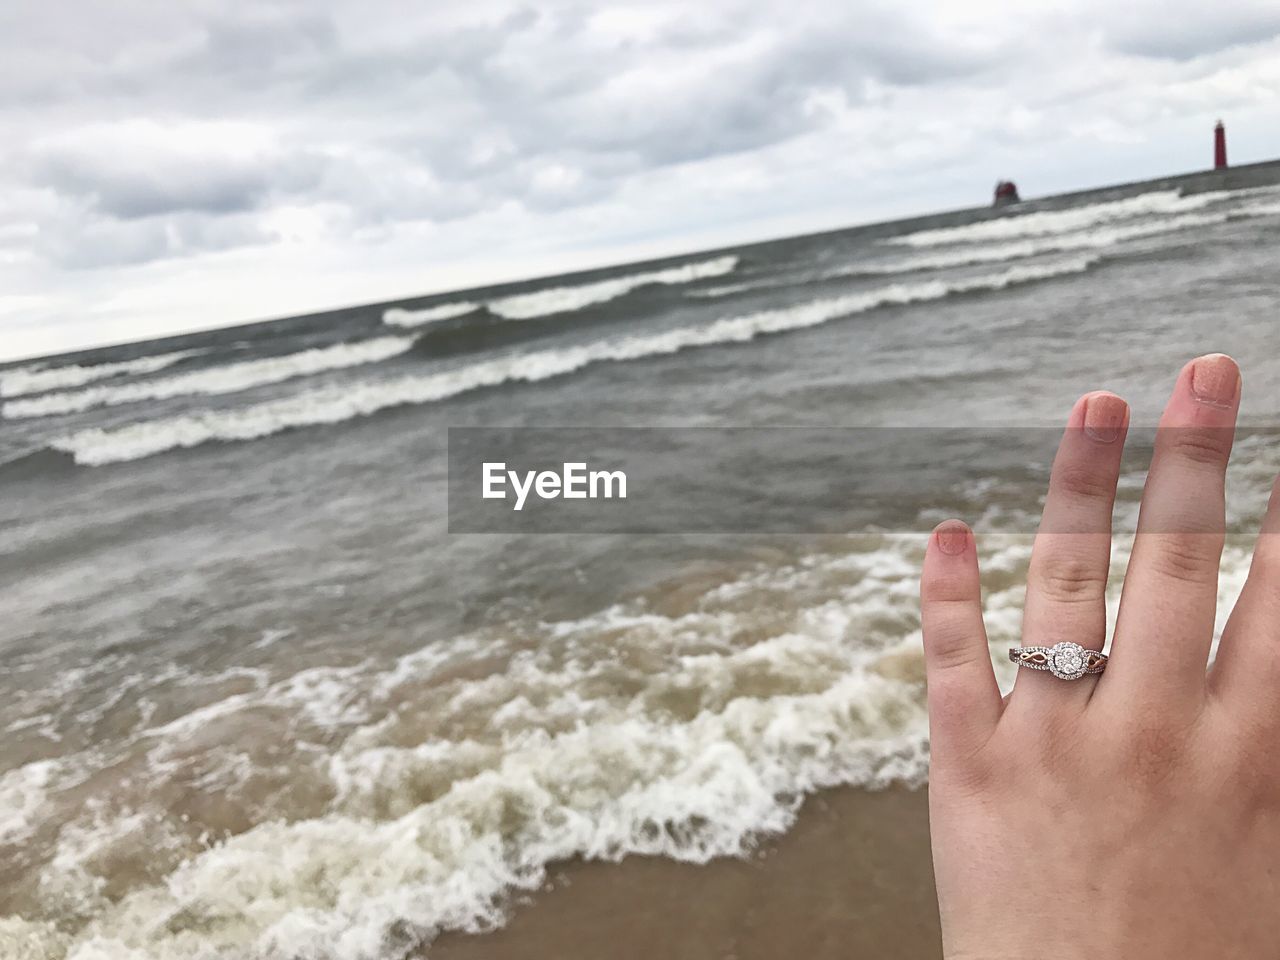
[920,354,1280,960]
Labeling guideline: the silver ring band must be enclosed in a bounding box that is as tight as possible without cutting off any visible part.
[1008,642,1107,680]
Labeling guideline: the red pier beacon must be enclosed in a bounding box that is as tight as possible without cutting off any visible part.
[1214,120,1228,169]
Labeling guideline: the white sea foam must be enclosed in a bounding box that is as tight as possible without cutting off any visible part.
[486,255,739,320]
[52,256,1096,466]
[380,256,739,329]
[0,917,69,959]
[686,280,762,298]
[848,212,1228,275]
[0,351,202,399]
[10,537,937,960]
[685,277,788,299]
[0,759,61,844]
[694,193,1280,297]
[887,189,1231,248]
[1237,201,1280,217]
[382,302,479,327]
[3,337,416,419]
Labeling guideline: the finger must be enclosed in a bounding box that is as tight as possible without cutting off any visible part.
[1011,392,1128,707]
[1209,475,1280,707]
[1103,354,1240,707]
[921,521,1002,762]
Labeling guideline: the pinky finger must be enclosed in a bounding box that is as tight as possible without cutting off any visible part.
[921,521,1002,764]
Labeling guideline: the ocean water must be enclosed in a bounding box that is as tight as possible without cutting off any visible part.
[3,176,1280,959]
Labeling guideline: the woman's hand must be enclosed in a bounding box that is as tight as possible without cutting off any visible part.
[920,354,1280,960]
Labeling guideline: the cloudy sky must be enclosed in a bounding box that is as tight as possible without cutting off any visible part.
[1,0,1278,361]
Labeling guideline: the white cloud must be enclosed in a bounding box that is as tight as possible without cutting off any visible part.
[0,0,1278,360]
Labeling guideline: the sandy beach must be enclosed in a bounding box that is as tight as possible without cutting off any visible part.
[429,787,939,960]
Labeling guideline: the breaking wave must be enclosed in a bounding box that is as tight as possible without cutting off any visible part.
[0,537,944,960]
[383,302,480,327]
[691,194,1280,298]
[685,279,782,299]
[3,337,417,420]
[886,189,1231,248]
[488,256,739,319]
[380,256,740,329]
[848,212,1229,275]
[53,257,1097,466]
[0,350,202,399]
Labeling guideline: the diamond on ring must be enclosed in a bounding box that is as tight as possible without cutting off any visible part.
[1008,641,1107,680]
[1048,641,1086,679]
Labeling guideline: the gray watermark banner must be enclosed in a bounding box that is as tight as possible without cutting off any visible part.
[447,426,1275,534]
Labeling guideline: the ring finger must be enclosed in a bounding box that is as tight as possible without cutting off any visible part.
[1008,391,1129,713]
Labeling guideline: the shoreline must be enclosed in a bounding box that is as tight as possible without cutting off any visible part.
[426,785,941,960]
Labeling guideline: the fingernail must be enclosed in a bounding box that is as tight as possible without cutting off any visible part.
[1083,393,1127,443]
[935,521,970,556]
[1190,354,1240,408]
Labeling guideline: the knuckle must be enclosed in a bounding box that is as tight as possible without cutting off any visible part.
[1032,555,1108,605]
[1165,428,1232,469]
[926,631,987,673]
[1053,463,1117,504]
[1148,534,1222,585]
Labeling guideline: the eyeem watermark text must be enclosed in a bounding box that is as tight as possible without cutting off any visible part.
[449,426,1268,533]
[482,462,627,511]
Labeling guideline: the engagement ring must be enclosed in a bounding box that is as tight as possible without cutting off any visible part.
[1008,641,1107,680]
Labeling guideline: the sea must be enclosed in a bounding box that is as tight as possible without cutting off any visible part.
[4,170,1280,959]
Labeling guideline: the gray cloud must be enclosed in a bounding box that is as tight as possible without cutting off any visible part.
[30,136,321,220]
[0,0,1276,283]
[47,211,270,269]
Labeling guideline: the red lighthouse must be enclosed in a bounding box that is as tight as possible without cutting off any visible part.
[1214,120,1228,169]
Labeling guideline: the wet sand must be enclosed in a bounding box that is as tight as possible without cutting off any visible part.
[428,786,941,960]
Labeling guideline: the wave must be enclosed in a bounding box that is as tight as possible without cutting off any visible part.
[1234,201,1280,218]
[488,256,739,319]
[886,189,1231,248]
[0,538,939,959]
[52,256,1097,466]
[692,194,1280,301]
[381,256,740,329]
[685,278,784,299]
[383,302,480,327]
[3,336,417,419]
[0,350,202,399]
[846,212,1229,275]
